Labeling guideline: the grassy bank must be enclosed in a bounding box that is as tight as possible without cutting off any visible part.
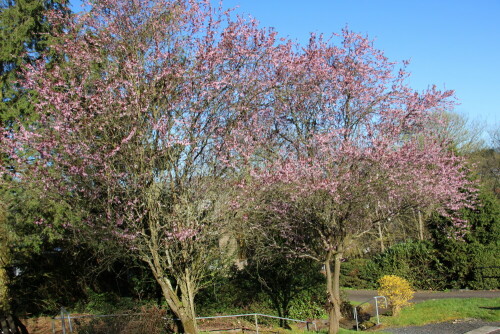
[379,298,500,328]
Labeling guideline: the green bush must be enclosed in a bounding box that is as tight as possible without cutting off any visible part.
[288,286,326,320]
[340,258,375,289]
[469,243,500,290]
[367,241,446,290]
[74,289,138,315]
[428,188,500,289]
[195,272,271,316]
[197,261,327,323]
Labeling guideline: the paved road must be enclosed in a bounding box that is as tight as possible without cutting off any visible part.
[385,320,500,334]
[346,289,500,304]
[345,290,500,334]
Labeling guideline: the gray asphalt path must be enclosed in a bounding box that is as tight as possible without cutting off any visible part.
[346,289,500,304]
[385,320,500,334]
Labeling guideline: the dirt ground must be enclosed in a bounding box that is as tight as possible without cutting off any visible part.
[23,315,276,334]
[23,317,55,334]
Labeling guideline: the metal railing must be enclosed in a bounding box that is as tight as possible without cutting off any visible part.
[195,313,317,333]
[52,309,317,333]
[353,295,387,331]
[52,310,147,334]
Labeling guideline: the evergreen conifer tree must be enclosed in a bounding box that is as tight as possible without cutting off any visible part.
[0,0,69,312]
[1,0,68,127]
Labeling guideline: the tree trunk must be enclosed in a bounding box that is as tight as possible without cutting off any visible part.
[277,305,284,327]
[0,266,9,313]
[157,276,199,334]
[418,210,424,241]
[271,296,284,327]
[378,222,385,252]
[145,219,200,333]
[180,274,199,334]
[0,215,11,313]
[325,250,342,334]
[281,298,291,328]
[148,254,199,334]
[176,306,198,334]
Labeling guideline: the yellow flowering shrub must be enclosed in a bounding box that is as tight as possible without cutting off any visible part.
[377,275,414,316]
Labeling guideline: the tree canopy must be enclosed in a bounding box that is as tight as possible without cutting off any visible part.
[0,1,476,333]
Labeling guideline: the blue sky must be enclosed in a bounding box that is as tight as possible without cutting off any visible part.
[70,0,499,136]
[221,1,499,130]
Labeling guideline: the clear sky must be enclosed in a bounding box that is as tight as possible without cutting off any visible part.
[220,0,499,130]
[70,0,500,135]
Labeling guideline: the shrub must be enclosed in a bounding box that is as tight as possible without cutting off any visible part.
[340,258,375,289]
[427,188,500,290]
[74,289,137,315]
[368,241,446,290]
[377,275,414,316]
[288,287,326,320]
[469,243,500,290]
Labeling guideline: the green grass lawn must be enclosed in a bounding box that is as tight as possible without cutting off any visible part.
[378,298,500,328]
[308,299,499,333]
[204,298,499,334]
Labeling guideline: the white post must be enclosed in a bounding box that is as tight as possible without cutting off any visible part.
[67,311,73,332]
[353,306,359,331]
[61,308,66,334]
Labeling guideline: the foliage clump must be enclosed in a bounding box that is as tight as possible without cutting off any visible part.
[368,241,445,290]
[377,275,414,316]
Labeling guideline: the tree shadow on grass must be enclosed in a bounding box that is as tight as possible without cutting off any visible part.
[478,306,500,310]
